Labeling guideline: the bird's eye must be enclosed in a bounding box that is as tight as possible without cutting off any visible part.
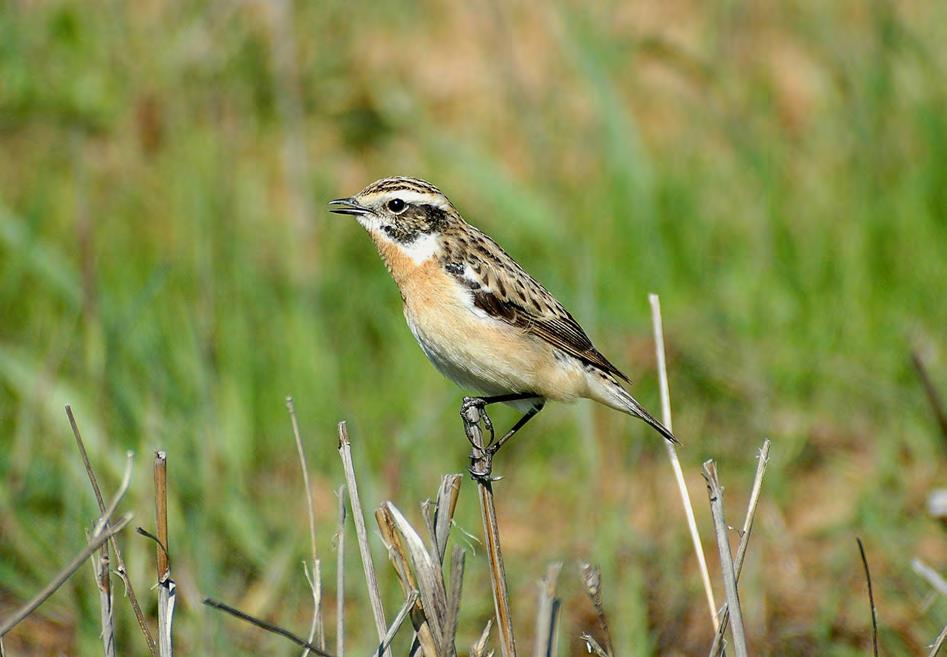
[387,198,406,213]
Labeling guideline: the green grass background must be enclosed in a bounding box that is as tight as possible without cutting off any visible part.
[1,1,945,655]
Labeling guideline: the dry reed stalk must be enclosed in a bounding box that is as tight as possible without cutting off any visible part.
[287,397,325,655]
[446,546,466,648]
[703,461,748,657]
[462,402,517,657]
[912,348,947,440]
[90,451,132,657]
[0,458,134,639]
[471,620,495,657]
[426,474,463,564]
[913,559,947,597]
[376,591,420,657]
[928,624,947,657]
[648,294,719,631]
[337,422,390,657]
[579,634,609,657]
[154,451,175,657]
[532,562,562,657]
[709,440,771,657]
[413,474,464,657]
[375,503,445,657]
[65,406,158,657]
[579,562,613,657]
[336,486,347,657]
[856,538,879,657]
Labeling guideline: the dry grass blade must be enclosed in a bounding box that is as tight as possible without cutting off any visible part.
[338,422,390,657]
[94,551,115,657]
[202,598,336,657]
[471,620,494,657]
[648,294,719,631]
[703,460,749,657]
[376,506,440,657]
[375,591,420,657]
[579,562,613,657]
[709,440,771,657]
[856,538,879,657]
[532,562,562,657]
[431,474,462,564]
[911,348,947,441]
[288,397,324,655]
[154,451,175,657]
[65,406,158,657]
[445,546,466,648]
[0,512,133,637]
[579,634,609,657]
[336,486,347,657]
[378,501,450,654]
[461,402,517,657]
[91,450,132,657]
[928,624,947,657]
[913,559,947,597]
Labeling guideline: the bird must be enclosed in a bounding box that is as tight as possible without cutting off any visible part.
[329,176,677,456]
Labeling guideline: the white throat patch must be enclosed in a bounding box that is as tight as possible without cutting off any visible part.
[398,232,439,264]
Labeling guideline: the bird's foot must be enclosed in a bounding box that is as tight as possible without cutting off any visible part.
[460,396,495,444]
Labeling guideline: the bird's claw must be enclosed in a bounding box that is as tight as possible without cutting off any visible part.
[461,397,495,444]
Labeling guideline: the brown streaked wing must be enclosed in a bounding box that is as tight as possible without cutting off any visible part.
[453,230,631,382]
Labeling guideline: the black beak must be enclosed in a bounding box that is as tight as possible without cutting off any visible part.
[328,197,370,216]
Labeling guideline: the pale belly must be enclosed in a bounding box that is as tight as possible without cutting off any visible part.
[402,285,589,403]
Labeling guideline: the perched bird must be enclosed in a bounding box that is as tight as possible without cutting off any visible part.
[329,176,677,452]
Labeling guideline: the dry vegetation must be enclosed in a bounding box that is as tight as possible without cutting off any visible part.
[1,0,947,655]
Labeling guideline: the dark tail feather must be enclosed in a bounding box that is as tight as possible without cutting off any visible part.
[617,388,680,445]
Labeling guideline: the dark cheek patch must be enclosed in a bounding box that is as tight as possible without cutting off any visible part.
[382,224,418,243]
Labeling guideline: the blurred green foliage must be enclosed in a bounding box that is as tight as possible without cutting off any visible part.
[1,0,945,655]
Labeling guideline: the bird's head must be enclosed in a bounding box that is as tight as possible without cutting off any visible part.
[329,177,460,264]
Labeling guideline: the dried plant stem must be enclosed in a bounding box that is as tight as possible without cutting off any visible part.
[856,538,879,657]
[336,486,347,657]
[913,559,947,597]
[94,552,115,657]
[648,294,719,631]
[703,461,748,657]
[90,450,132,657]
[337,422,390,657]
[580,562,614,657]
[288,397,324,655]
[462,402,517,657]
[202,598,335,657]
[533,562,562,657]
[709,440,771,657]
[65,405,158,657]
[928,624,947,657]
[912,349,947,441]
[580,634,610,657]
[471,620,494,657]
[446,546,465,648]
[154,451,174,657]
[375,504,442,657]
[0,513,133,636]
[376,591,420,657]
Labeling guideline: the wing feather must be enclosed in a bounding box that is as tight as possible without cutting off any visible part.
[444,226,630,383]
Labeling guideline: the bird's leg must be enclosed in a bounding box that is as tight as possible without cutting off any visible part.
[460,393,538,448]
[460,394,542,483]
[488,401,545,456]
